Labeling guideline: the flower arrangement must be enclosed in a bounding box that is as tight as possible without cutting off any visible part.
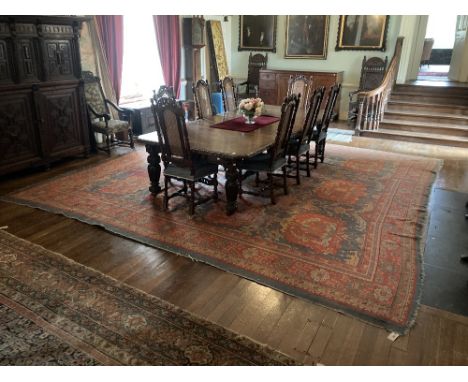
[239,98,264,123]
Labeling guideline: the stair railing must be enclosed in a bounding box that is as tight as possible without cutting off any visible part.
[354,37,404,134]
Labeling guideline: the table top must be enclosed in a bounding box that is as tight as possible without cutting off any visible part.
[138,105,305,160]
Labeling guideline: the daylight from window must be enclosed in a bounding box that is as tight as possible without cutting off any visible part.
[120,15,164,103]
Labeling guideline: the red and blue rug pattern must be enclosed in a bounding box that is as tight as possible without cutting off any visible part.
[2,145,440,334]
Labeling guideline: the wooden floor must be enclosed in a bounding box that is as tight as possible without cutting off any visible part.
[1,140,468,366]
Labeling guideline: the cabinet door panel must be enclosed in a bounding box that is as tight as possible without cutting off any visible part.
[0,39,14,84]
[14,38,41,82]
[277,74,290,104]
[38,86,84,155]
[43,40,74,81]
[0,91,41,166]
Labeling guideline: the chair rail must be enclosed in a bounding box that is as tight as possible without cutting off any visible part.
[354,37,404,133]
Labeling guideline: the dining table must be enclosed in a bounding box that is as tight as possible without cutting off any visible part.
[137,105,306,215]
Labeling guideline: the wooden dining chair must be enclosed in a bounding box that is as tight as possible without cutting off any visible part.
[192,79,216,119]
[310,84,341,168]
[286,87,325,184]
[220,76,238,113]
[151,97,218,215]
[238,94,300,204]
[287,74,310,112]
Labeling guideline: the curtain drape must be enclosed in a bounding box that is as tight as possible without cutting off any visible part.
[95,15,124,102]
[153,15,181,98]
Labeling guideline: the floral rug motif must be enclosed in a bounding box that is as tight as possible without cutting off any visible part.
[0,230,295,365]
[2,145,440,333]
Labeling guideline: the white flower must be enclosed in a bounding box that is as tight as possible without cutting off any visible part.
[244,102,253,111]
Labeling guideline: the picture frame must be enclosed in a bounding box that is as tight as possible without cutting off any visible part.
[336,15,389,51]
[285,15,329,59]
[238,15,277,52]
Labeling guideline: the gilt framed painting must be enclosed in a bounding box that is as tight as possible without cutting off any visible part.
[336,15,389,51]
[285,15,329,59]
[207,20,229,81]
[238,15,277,52]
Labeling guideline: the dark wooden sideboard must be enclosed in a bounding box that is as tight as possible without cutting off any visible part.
[0,16,90,176]
[258,69,343,117]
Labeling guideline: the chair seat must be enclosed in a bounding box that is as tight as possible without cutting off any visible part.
[164,162,218,181]
[287,138,309,156]
[239,153,287,173]
[91,119,130,134]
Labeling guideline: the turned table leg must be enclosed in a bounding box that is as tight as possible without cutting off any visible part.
[224,161,239,215]
[145,144,162,195]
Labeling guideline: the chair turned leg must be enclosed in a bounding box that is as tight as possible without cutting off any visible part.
[213,173,219,201]
[183,180,188,195]
[283,166,288,195]
[268,173,276,205]
[106,134,111,155]
[305,151,311,177]
[163,176,169,211]
[189,182,195,215]
[296,156,300,185]
[314,142,319,169]
[320,141,326,163]
[238,169,243,195]
[128,127,135,149]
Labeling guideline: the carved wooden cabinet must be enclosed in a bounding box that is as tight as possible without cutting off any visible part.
[0,16,89,176]
[259,69,343,117]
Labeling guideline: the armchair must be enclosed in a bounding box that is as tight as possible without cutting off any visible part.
[237,52,268,99]
[348,56,387,126]
[82,71,134,154]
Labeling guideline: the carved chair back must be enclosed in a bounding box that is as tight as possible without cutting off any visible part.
[300,87,325,144]
[247,52,268,88]
[151,97,193,169]
[193,79,216,119]
[153,85,175,101]
[287,74,310,111]
[358,56,388,91]
[270,94,300,164]
[82,71,110,117]
[220,76,238,112]
[320,84,341,132]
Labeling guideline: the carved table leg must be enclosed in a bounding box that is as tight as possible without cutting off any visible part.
[224,161,239,215]
[145,144,162,195]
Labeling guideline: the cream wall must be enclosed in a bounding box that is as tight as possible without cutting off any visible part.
[229,15,402,120]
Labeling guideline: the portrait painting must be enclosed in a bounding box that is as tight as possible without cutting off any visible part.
[336,15,389,51]
[285,15,329,59]
[238,15,277,52]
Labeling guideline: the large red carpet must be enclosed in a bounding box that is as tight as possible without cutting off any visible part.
[2,145,440,334]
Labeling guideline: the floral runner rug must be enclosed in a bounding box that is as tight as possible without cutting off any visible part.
[0,229,295,365]
[2,144,441,334]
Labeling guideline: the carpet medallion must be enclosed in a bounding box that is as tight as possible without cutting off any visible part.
[2,145,440,334]
[0,230,295,365]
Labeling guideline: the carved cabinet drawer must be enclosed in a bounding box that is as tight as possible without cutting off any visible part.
[260,72,275,82]
[260,79,276,90]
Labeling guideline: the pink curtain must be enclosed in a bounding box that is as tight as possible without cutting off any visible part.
[95,15,124,102]
[153,15,181,98]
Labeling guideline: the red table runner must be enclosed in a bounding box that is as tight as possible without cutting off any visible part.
[210,115,280,132]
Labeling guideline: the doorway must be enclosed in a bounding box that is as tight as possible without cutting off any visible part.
[417,14,458,81]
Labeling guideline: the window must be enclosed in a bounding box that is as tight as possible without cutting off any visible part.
[120,15,164,104]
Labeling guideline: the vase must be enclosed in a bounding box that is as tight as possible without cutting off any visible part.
[243,114,256,124]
